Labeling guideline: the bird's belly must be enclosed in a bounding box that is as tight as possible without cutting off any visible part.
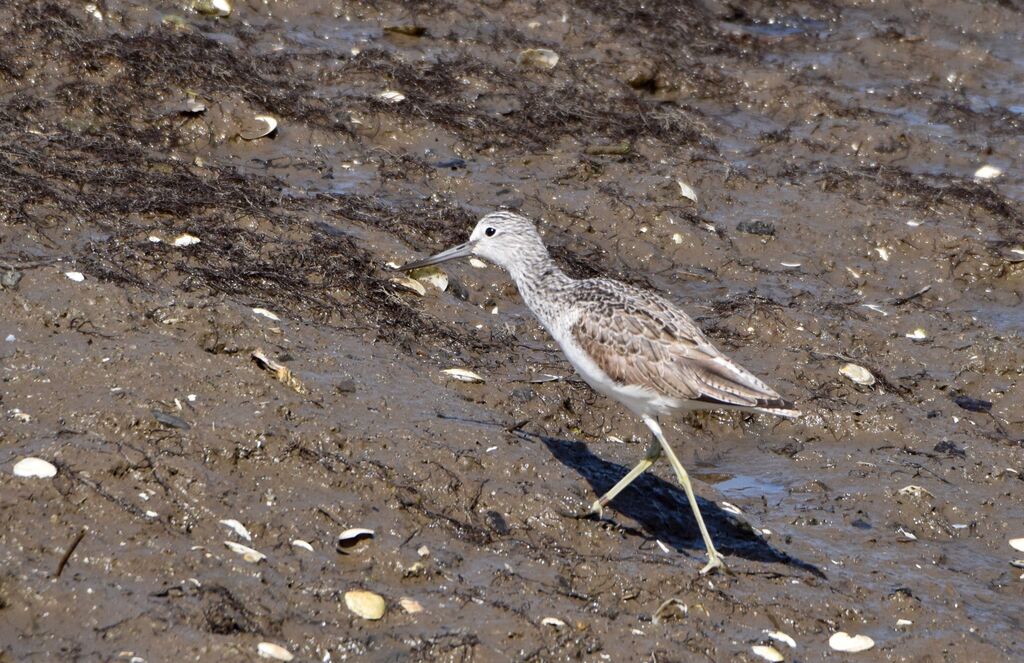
[557,337,680,416]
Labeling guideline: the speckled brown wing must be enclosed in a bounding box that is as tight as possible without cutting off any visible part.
[571,280,798,414]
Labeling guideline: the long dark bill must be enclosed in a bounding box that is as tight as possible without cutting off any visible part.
[397,241,475,271]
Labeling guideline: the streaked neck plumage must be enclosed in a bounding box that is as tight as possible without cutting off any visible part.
[503,242,574,331]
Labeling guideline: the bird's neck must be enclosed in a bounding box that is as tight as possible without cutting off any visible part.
[508,252,573,327]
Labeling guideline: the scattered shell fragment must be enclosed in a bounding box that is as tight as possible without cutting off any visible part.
[1009,538,1024,553]
[469,257,487,268]
[839,363,875,386]
[251,349,307,394]
[12,457,57,479]
[408,266,448,292]
[897,485,934,499]
[239,115,278,140]
[906,328,927,340]
[65,271,85,282]
[541,617,567,628]
[829,632,875,653]
[183,98,206,114]
[720,501,743,515]
[974,164,1002,180]
[399,597,424,614]
[194,0,231,17]
[252,308,280,321]
[291,539,314,552]
[10,409,31,423]
[148,235,162,243]
[874,247,890,261]
[765,631,796,648]
[895,619,913,628]
[442,368,484,383]
[417,545,430,557]
[671,233,683,244]
[345,590,386,620]
[677,180,698,203]
[337,528,375,553]
[378,90,406,103]
[751,645,784,662]
[173,234,201,247]
[256,642,294,662]
[780,262,801,268]
[898,527,917,540]
[224,541,266,563]
[219,519,252,541]
[389,276,426,296]
[517,48,559,69]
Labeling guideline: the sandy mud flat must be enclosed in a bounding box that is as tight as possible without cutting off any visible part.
[1,0,1022,660]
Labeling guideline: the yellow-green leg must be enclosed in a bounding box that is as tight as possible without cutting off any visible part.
[586,438,662,517]
[643,415,726,575]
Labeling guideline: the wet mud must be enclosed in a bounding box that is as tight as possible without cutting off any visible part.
[1,0,1023,661]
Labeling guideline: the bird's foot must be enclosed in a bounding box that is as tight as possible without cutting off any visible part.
[699,552,730,576]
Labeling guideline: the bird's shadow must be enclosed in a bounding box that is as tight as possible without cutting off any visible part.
[525,432,825,578]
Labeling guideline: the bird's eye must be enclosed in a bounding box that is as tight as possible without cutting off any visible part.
[485,227,496,237]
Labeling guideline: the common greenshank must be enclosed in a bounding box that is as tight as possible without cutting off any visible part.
[400,211,799,574]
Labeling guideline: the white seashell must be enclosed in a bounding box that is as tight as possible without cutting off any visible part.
[417,545,430,557]
[256,642,293,661]
[148,235,162,243]
[860,303,888,316]
[10,409,31,423]
[389,276,426,296]
[677,180,698,203]
[828,632,875,653]
[541,617,566,628]
[345,590,386,620]
[173,234,201,247]
[65,271,85,282]
[399,597,424,614]
[337,528,375,552]
[897,485,933,499]
[240,115,278,140]
[839,363,875,386]
[13,457,57,479]
[874,247,890,261]
[1009,538,1024,553]
[469,257,487,268]
[442,368,484,383]
[720,502,743,515]
[291,539,314,552]
[517,48,559,69]
[780,262,801,268]
[219,519,252,541]
[195,0,231,17]
[906,328,927,340]
[973,164,1002,180]
[408,266,448,292]
[224,541,266,563]
[671,233,683,244]
[898,527,917,540]
[378,90,406,103]
[765,630,796,648]
[252,308,280,321]
[751,644,784,662]
[895,619,913,628]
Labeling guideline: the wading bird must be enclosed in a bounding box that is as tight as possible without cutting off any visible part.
[399,211,799,574]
